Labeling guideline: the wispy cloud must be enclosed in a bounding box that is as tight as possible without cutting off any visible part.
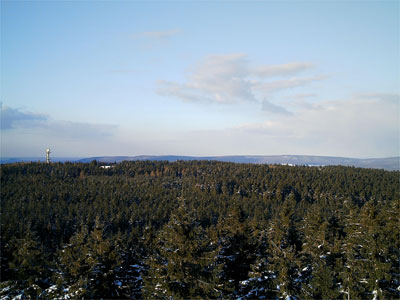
[157,54,322,113]
[355,92,400,104]
[253,75,326,93]
[261,99,292,115]
[1,106,117,139]
[252,62,314,77]
[227,94,399,157]
[1,106,47,130]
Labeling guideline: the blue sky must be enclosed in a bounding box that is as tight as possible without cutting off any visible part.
[1,1,399,158]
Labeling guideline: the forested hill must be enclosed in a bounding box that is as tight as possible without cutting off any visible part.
[2,155,399,171]
[78,155,400,171]
[1,161,399,299]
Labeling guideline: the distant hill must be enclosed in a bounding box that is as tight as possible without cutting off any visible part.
[77,155,400,171]
[2,155,398,171]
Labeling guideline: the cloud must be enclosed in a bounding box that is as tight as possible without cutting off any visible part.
[1,106,117,139]
[252,62,314,77]
[232,120,292,137]
[253,75,326,93]
[261,99,292,115]
[227,94,399,157]
[1,106,47,130]
[157,54,321,112]
[43,120,117,139]
[157,80,216,103]
[355,92,400,104]
[289,93,318,99]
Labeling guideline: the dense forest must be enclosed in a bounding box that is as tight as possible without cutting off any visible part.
[1,161,399,299]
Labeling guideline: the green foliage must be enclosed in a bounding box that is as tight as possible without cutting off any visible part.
[8,227,48,287]
[144,200,219,299]
[213,204,258,298]
[1,161,399,299]
[56,218,122,298]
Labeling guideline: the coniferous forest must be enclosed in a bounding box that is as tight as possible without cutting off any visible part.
[1,161,399,299]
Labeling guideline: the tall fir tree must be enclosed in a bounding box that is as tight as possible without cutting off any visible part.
[144,198,219,299]
[9,226,49,298]
[241,227,277,300]
[300,203,341,299]
[56,217,122,299]
[267,193,302,299]
[213,202,257,299]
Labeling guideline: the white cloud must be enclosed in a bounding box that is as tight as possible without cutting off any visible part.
[253,75,326,93]
[1,106,117,139]
[1,105,47,130]
[261,99,292,115]
[157,54,320,112]
[115,93,397,158]
[226,94,399,157]
[252,62,314,77]
[355,92,400,104]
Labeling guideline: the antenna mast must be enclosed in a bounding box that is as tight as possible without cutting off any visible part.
[46,148,51,164]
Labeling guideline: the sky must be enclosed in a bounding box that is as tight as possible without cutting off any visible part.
[1,0,399,158]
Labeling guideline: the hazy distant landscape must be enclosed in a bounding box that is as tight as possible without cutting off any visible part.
[79,155,400,171]
[2,155,399,171]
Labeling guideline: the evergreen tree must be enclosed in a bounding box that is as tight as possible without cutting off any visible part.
[300,203,341,299]
[338,201,365,300]
[56,223,90,298]
[242,227,277,300]
[144,199,219,299]
[213,203,257,299]
[267,193,302,299]
[85,217,122,299]
[1,161,398,299]
[56,217,122,298]
[352,200,395,299]
[10,225,49,286]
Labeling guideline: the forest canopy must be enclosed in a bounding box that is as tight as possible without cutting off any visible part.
[1,161,399,299]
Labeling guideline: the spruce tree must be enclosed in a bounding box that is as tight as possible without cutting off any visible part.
[85,217,122,299]
[56,218,122,298]
[144,199,219,299]
[338,201,365,300]
[9,226,49,297]
[242,228,277,300]
[300,204,341,299]
[213,203,257,299]
[56,223,90,298]
[267,193,302,299]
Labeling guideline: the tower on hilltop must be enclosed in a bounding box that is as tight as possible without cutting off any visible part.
[46,148,51,164]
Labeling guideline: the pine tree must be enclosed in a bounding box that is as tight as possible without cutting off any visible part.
[143,199,219,299]
[242,227,277,300]
[56,223,90,298]
[381,198,400,299]
[338,201,365,300]
[213,203,257,299]
[85,217,122,299]
[300,203,341,299]
[56,217,122,298]
[267,193,302,299]
[351,200,396,299]
[10,225,48,286]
